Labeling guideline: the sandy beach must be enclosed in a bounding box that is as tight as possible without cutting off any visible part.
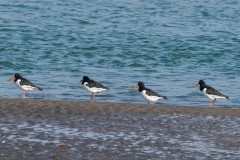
[0,98,239,159]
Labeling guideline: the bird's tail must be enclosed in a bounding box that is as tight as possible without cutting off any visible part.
[37,87,43,91]
[161,96,167,99]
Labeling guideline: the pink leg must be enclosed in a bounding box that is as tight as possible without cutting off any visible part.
[22,90,26,99]
[90,92,99,102]
[90,93,94,102]
[213,99,216,103]
[148,101,151,104]
[207,100,213,108]
[212,99,216,107]
[208,99,216,108]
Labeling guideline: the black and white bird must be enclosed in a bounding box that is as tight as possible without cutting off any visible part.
[193,80,229,107]
[8,73,43,99]
[80,76,109,102]
[131,81,167,104]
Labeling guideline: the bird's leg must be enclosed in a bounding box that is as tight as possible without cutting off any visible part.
[22,90,26,99]
[148,101,151,104]
[212,99,216,107]
[90,93,94,102]
[213,99,216,103]
[208,100,213,108]
[90,92,99,102]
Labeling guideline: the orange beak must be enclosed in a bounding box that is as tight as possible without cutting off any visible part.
[80,80,83,82]
[8,75,15,82]
[193,83,199,87]
[131,83,139,90]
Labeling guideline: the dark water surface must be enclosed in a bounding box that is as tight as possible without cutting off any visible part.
[1,0,240,107]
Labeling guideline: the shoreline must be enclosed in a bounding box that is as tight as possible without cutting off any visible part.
[1,98,239,117]
[0,98,239,159]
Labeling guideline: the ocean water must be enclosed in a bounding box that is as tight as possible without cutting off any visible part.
[0,0,240,107]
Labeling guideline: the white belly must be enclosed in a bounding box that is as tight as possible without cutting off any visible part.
[83,82,107,93]
[140,90,162,102]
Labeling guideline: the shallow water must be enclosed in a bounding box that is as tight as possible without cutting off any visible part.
[0,113,240,159]
[0,0,240,107]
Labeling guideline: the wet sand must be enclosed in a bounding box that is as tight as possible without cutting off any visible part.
[0,98,239,159]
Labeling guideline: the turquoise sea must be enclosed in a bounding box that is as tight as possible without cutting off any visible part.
[0,0,240,107]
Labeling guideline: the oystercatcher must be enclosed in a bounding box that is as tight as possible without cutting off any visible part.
[8,73,43,99]
[80,76,109,102]
[131,81,167,104]
[193,80,229,107]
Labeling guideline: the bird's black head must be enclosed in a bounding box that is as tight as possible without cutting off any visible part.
[138,81,145,88]
[193,80,206,87]
[137,81,146,92]
[193,79,206,91]
[197,80,207,91]
[80,76,89,84]
[14,73,23,79]
[8,73,23,82]
[131,81,145,91]
[198,80,206,86]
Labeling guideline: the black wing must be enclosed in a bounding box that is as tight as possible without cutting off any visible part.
[87,79,109,90]
[145,88,167,99]
[19,78,43,91]
[205,85,228,99]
